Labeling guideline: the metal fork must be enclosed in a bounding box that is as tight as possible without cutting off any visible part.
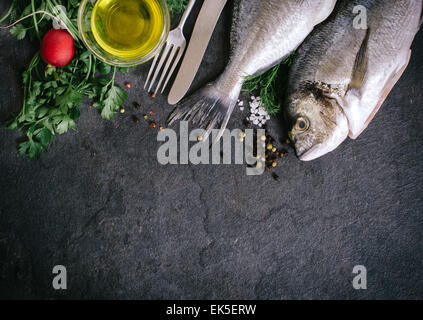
[144,0,197,97]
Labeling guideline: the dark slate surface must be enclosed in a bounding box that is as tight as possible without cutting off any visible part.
[0,1,422,300]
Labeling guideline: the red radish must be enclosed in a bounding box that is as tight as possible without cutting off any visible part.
[40,29,75,67]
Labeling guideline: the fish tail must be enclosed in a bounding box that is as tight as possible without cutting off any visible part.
[167,80,242,142]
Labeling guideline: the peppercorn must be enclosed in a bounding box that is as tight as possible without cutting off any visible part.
[125,82,131,89]
[149,111,155,116]
[150,122,157,128]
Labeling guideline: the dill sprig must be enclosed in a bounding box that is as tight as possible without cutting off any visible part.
[166,0,189,15]
[243,53,296,115]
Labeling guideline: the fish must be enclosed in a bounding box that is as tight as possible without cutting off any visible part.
[286,0,422,161]
[168,0,338,141]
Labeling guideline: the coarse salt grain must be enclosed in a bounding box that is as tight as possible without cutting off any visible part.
[246,96,271,127]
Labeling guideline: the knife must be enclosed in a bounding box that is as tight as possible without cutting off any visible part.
[167,0,228,105]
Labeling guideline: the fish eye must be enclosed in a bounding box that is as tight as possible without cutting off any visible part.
[295,117,309,132]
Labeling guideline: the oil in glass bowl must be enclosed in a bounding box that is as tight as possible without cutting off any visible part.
[90,0,165,60]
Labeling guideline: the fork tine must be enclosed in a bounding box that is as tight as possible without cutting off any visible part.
[161,46,185,94]
[147,44,171,93]
[144,47,161,89]
[154,45,179,95]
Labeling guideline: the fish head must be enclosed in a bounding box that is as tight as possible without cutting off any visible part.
[287,90,349,161]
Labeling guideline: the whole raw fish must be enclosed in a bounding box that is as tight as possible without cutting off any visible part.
[169,0,337,140]
[286,0,422,161]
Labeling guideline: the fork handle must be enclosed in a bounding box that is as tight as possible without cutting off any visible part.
[177,0,197,30]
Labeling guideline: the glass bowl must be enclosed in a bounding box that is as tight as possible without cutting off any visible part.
[78,0,170,67]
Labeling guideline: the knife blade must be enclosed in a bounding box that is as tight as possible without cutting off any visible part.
[167,0,228,105]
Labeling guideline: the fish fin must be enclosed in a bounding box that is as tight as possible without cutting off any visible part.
[347,28,371,96]
[349,50,412,139]
[167,81,241,142]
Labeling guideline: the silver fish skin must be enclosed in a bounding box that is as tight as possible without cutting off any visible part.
[286,0,422,161]
[169,0,337,141]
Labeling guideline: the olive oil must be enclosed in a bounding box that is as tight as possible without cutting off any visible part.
[91,0,165,59]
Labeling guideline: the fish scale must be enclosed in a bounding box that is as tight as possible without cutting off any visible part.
[168,0,337,142]
[286,0,422,161]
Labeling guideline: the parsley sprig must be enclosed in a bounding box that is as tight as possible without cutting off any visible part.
[2,0,128,159]
[2,0,187,159]
[5,46,128,159]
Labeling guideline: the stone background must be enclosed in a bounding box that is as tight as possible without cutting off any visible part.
[0,0,422,299]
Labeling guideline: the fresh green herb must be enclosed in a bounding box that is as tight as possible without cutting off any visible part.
[166,0,189,15]
[96,68,128,120]
[9,22,27,40]
[2,0,189,159]
[4,46,126,158]
[0,0,16,24]
[243,53,296,115]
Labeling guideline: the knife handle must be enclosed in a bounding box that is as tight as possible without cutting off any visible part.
[168,0,228,105]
